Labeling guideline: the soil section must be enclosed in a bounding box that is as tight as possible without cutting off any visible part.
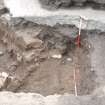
[0,20,96,96]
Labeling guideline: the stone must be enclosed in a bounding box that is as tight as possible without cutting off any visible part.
[91,68,95,72]
[16,35,43,49]
[52,54,62,59]
[0,51,4,56]
[0,72,9,89]
[67,58,72,62]
[23,51,35,62]
[49,49,62,59]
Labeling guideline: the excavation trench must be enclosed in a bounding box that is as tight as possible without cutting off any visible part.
[0,20,97,96]
[0,0,105,104]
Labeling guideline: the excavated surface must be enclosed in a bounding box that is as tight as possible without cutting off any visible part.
[0,20,96,96]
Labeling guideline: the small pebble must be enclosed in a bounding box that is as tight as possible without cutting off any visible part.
[67,58,72,62]
[52,54,62,59]
[0,51,4,56]
[91,68,95,72]
[88,45,91,49]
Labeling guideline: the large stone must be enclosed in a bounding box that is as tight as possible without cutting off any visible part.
[16,35,43,49]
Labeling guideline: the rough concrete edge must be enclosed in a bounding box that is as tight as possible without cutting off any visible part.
[24,15,105,32]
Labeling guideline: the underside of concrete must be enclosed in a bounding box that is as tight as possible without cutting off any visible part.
[39,0,105,9]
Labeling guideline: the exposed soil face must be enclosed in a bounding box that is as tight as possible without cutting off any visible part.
[0,20,96,96]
